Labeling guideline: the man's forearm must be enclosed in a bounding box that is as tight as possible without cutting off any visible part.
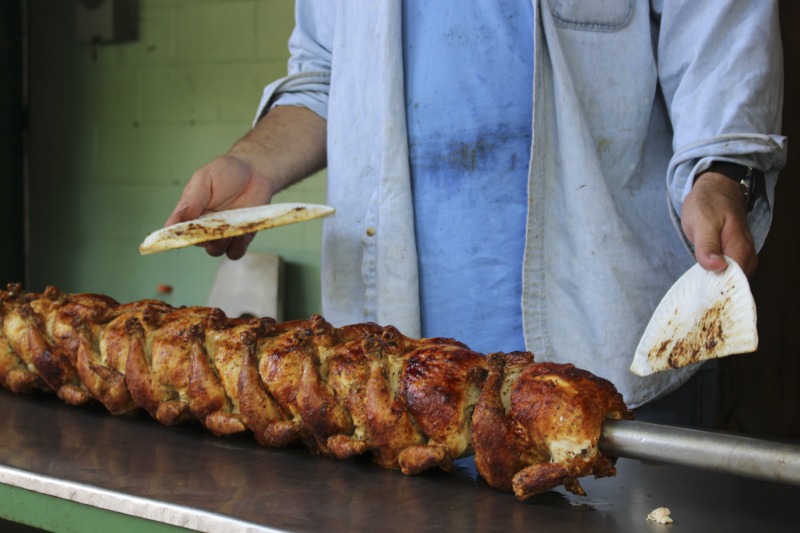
[228,105,328,195]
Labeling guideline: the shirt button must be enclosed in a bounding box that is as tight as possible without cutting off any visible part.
[366,226,376,237]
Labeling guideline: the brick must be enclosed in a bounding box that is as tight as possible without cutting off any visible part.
[140,63,267,123]
[94,123,180,183]
[76,67,142,123]
[172,1,258,62]
[256,0,296,61]
[168,123,252,173]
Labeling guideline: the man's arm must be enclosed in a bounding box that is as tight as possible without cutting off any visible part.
[164,105,327,259]
[654,0,784,276]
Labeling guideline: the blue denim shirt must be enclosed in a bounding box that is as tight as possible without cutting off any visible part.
[256,0,786,407]
[401,0,533,354]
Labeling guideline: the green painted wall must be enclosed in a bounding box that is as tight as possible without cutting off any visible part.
[0,1,24,285]
[26,0,325,319]
[3,3,323,527]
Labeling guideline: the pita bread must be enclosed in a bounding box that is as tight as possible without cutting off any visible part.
[139,203,335,255]
[630,256,757,376]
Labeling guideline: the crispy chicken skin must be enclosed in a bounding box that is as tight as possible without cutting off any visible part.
[471,353,633,499]
[0,284,633,499]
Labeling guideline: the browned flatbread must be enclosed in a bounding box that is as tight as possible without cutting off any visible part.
[139,203,335,255]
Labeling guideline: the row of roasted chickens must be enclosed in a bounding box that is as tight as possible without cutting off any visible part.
[0,283,632,499]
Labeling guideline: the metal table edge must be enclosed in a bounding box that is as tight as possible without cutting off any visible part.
[0,463,282,533]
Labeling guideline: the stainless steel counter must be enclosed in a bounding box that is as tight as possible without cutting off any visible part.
[0,389,796,532]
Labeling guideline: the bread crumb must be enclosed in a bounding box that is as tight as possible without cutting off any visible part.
[647,507,673,524]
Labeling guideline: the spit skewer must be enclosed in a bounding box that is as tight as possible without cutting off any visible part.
[600,419,800,486]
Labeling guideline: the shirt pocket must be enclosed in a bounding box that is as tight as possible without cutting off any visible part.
[547,0,634,32]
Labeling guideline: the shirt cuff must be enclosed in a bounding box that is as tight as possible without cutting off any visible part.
[253,71,331,126]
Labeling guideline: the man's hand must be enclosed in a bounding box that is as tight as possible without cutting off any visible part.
[164,155,274,259]
[164,106,327,260]
[681,172,757,277]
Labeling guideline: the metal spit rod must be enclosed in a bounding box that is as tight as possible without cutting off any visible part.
[599,419,800,486]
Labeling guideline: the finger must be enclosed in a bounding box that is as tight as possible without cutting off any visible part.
[202,237,233,257]
[719,232,758,277]
[741,253,758,278]
[725,248,759,278]
[695,249,729,273]
[226,234,256,260]
[689,216,758,277]
[685,218,728,273]
[164,173,214,227]
[164,201,203,227]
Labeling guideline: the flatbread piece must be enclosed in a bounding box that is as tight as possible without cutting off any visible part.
[139,203,335,255]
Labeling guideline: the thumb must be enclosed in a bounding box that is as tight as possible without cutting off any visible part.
[685,222,729,273]
[163,176,214,227]
[687,217,756,276]
[681,210,728,272]
[164,201,204,228]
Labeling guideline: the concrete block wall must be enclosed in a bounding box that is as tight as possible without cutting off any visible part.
[26,0,326,319]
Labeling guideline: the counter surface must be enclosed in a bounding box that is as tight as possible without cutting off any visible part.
[0,389,796,532]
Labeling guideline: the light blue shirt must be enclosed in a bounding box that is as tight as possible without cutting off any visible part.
[258,0,786,407]
[402,1,532,353]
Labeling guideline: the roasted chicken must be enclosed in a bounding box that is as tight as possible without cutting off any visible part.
[0,283,633,499]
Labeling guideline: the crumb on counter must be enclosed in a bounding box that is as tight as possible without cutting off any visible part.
[647,507,673,525]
